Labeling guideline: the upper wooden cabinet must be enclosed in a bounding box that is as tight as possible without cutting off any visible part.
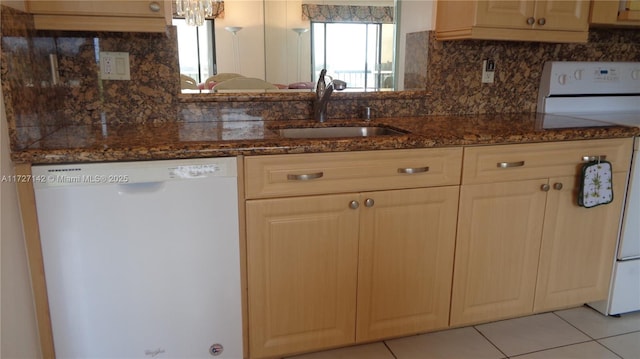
[26,0,171,32]
[436,0,590,43]
[591,0,640,26]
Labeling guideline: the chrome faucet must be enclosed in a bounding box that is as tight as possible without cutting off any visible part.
[314,69,347,122]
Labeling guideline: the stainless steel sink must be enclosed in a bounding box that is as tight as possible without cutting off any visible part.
[278,126,407,139]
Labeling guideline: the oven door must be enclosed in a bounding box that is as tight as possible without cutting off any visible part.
[619,138,640,260]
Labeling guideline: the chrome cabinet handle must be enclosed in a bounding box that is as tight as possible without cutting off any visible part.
[527,17,535,25]
[537,17,546,25]
[553,183,563,190]
[149,1,161,12]
[398,166,429,174]
[497,161,525,168]
[349,200,359,209]
[287,172,323,181]
[364,198,375,207]
[541,184,550,192]
[582,155,607,162]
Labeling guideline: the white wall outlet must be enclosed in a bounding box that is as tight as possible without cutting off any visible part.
[482,59,495,84]
[100,51,131,80]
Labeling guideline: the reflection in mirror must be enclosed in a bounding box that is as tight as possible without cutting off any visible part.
[310,22,394,90]
[175,19,216,84]
[265,0,396,91]
[175,0,397,93]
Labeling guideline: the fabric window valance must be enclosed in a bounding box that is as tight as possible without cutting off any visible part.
[302,4,393,24]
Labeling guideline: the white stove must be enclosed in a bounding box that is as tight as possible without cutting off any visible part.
[538,61,640,316]
[538,61,640,129]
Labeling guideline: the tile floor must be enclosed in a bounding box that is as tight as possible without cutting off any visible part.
[286,306,640,359]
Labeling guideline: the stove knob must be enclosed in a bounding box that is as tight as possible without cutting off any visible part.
[574,69,583,81]
[632,69,640,80]
[557,74,568,85]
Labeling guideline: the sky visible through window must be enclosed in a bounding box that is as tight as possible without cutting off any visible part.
[175,19,215,83]
[312,22,394,90]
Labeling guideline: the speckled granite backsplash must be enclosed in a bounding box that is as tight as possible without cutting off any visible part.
[2,2,640,152]
[418,29,640,114]
[0,5,180,149]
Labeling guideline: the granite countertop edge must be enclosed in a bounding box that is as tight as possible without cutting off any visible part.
[11,114,640,165]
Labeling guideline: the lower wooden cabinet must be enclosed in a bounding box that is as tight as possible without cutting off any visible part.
[246,194,359,359]
[451,179,547,326]
[451,138,633,327]
[246,187,459,358]
[356,187,458,342]
[535,174,627,312]
[244,139,632,357]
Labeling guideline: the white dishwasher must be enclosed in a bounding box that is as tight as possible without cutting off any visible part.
[32,157,243,359]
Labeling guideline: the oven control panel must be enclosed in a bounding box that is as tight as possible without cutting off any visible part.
[539,61,640,97]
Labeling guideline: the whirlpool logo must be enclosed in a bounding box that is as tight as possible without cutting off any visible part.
[144,348,166,357]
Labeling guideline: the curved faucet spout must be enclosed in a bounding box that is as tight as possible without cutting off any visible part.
[314,69,346,122]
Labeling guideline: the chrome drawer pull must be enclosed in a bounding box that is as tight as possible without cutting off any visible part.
[583,155,607,162]
[398,166,429,174]
[497,161,525,168]
[287,172,323,181]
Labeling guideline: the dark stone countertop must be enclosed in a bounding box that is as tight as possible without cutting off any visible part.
[11,112,640,164]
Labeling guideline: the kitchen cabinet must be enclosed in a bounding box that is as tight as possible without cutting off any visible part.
[244,148,462,358]
[452,179,547,326]
[26,0,171,32]
[355,186,458,342]
[534,173,628,312]
[591,0,640,26]
[436,0,590,43]
[245,194,359,359]
[450,138,633,327]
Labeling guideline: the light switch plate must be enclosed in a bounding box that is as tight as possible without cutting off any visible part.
[482,59,495,84]
[100,51,130,80]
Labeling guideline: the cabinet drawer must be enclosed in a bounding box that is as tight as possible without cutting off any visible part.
[244,148,463,199]
[462,138,633,184]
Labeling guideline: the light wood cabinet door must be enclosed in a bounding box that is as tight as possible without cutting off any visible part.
[591,0,640,25]
[474,0,588,30]
[534,174,626,311]
[436,0,589,42]
[475,0,535,28]
[27,0,167,17]
[535,0,590,31]
[246,194,359,359]
[356,187,458,342]
[451,179,547,327]
[26,0,169,32]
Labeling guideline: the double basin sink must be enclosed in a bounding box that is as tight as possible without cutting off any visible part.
[278,126,407,139]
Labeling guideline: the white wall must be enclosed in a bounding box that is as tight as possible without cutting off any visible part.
[215,0,266,79]
[264,0,312,85]
[0,82,42,358]
[396,0,436,90]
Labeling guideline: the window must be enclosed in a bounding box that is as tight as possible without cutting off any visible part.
[311,22,394,91]
[174,19,217,83]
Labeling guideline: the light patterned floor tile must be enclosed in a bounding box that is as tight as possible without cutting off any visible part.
[510,341,620,359]
[475,313,590,357]
[555,306,640,339]
[598,331,640,359]
[284,342,394,359]
[385,327,505,359]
